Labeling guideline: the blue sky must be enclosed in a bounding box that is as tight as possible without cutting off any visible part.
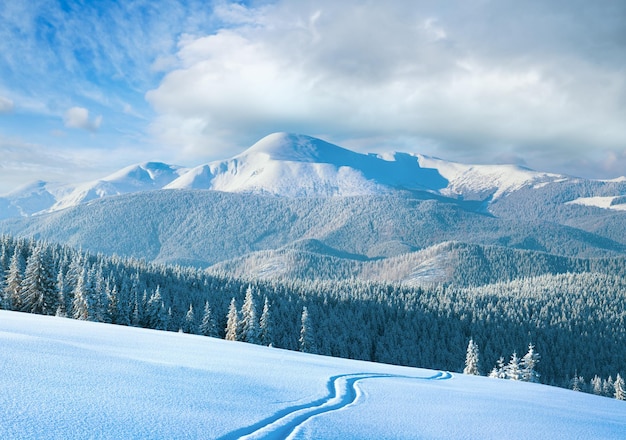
[1,0,625,193]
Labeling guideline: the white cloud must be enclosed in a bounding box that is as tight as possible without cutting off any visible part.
[63,107,103,132]
[145,0,626,173]
[0,96,13,113]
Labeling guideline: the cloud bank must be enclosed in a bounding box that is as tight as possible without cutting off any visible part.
[146,0,626,177]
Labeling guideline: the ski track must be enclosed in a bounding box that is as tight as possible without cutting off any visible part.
[218,371,452,440]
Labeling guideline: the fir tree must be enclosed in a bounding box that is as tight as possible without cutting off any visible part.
[20,245,58,315]
[299,306,316,353]
[463,338,480,375]
[504,352,521,381]
[489,357,506,379]
[614,374,625,401]
[520,343,540,383]
[225,298,240,341]
[72,267,92,321]
[240,286,260,344]
[259,296,274,346]
[199,300,218,337]
[181,304,197,334]
[5,249,25,310]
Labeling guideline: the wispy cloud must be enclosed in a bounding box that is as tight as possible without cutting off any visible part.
[0,96,13,113]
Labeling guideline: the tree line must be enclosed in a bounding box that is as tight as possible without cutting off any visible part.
[0,235,624,393]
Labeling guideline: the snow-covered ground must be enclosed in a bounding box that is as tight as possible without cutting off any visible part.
[1,310,624,439]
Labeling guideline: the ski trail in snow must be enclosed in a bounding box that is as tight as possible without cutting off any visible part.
[218,371,452,440]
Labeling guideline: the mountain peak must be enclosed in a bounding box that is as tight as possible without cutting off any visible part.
[240,132,356,164]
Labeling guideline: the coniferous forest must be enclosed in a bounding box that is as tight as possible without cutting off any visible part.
[1,234,624,398]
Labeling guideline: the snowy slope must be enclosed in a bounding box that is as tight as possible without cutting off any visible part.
[0,162,187,218]
[165,132,449,196]
[2,132,625,220]
[2,310,624,439]
[50,162,187,211]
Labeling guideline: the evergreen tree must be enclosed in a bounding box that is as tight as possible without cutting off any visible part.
[225,298,240,341]
[20,245,58,315]
[181,304,197,334]
[463,338,480,375]
[614,374,625,401]
[5,249,25,310]
[603,376,615,397]
[504,352,521,381]
[489,357,506,379]
[240,286,260,344]
[571,374,585,392]
[520,343,540,383]
[299,306,316,353]
[590,375,603,396]
[259,296,274,346]
[199,300,218,337]
[72,267,92,321]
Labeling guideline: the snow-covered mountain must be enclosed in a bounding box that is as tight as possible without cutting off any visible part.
[2,311,625,439]
[0,162,186,219]
[0,132,596,219]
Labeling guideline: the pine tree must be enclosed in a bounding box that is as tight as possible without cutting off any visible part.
[614,374,625,401]
[5,249,25,310]
[20,245,59,315]
[240,286,259,344]
[603,376,615,397]
[72,267,92,321]
[181,304,197,334]
[299,306,316,353]
[463,338,480,375]
[520,343,540,383]
[571,373,585,392]
[259,296,274,346]
[199,300,218,337]
[591,375,603,396]
[225,298,240,341]
[489,357,506,379]
[504,352,521,381]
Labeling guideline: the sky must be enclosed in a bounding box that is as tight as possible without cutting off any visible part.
[0,0,625,194]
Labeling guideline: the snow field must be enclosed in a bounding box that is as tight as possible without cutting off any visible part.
[1,310,625,439]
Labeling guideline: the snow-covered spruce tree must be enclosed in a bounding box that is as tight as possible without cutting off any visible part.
[603,376,615,397]
[299,306,316,353]
[590,375,603,396]
[181,304,197,334]
[259,296,274,346]
[520,343,540,383]
[463,338,480,375]
[571,373,585,392]
[240,286,260,344]
[20,244,58,315]
[5,248,26,311]
[614,374,625,401]
[504,352,521,381]
[225,298,240,341]
[199,300,218,337]
[146,287,168,331]
[488,357,506,379]
[72,267,93,321]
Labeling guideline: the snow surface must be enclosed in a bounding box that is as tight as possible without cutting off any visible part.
[1,310,624,439]
[566,196,626,211]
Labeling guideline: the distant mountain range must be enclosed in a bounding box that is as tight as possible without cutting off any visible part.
[5,132,624,218]
[1,132,625,280]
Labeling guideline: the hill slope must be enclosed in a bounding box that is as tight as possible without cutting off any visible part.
[2,311,624,439]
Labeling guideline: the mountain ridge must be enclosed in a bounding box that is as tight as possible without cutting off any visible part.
[0,132,594,219]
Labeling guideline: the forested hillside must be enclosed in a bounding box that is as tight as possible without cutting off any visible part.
[2,190,625,271]
[1,235,624,393]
